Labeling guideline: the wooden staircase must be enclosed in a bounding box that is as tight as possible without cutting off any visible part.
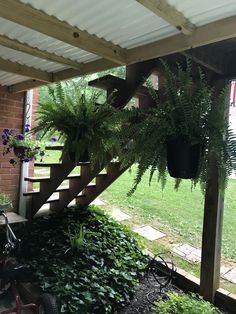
[23,59,158,219]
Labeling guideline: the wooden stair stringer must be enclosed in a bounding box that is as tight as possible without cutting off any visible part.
[29,155,75,218]
[77,162,129,206]
[49,163,102,212]
[27,60,158,217]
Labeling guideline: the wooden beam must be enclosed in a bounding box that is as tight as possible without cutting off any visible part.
[0,34,83,69]
[8,15,236,92]
[0,0,127,65]
[181,51,224,75]
[136,0,195,35]
[8,59,117,93]
[0,58,52,82]
[127,15,236,63]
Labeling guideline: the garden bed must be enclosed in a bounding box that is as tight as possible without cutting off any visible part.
[18,206,149,313]
[118,273,230,314]
[8,205,232,313]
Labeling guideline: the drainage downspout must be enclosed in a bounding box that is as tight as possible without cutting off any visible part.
[19,89,33,217]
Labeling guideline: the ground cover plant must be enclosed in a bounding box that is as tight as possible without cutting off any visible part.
[153,291,220,314]
[19,206,149,313]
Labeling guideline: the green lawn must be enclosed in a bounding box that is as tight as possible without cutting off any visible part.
[101,166,236,261]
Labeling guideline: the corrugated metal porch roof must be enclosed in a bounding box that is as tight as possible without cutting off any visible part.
[0,0,236,90]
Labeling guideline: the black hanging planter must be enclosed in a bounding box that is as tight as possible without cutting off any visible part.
[166,136,200,179]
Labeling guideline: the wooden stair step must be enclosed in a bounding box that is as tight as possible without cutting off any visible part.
[23,185,70,196]
[34,162,62,167]
[67,174,81,179]
[24,174,81,183]
[88,75,152,98]
[45,194,86,205]
[0,212,27,225]
[45,145,63,150]
[24,176,51,182]
[96,173,107,178]
[46,197,60,204]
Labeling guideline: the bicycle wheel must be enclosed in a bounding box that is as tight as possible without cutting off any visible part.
[37,293,60,314]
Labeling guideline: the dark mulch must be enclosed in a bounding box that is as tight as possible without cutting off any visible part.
[117,273,178,314]
[117,273,231,314]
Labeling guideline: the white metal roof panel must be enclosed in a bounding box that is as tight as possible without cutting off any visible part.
[168,0,236,25]
[20,0,178,48]
[0,45,68,72]
[0,0,236,87]
[0,71,29,86]
[19,0,236,48]
[0,18,98,63]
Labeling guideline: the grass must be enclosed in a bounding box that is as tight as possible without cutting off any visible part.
[101,167,236,261]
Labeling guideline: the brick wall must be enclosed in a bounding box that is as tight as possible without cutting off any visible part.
[0,86,26,209]
[0,87,38,211]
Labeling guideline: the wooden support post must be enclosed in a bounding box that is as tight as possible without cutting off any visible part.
[200,80,229,302]
[200,160,224,302]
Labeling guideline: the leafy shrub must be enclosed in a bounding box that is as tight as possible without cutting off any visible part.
[0,192,11,205]
[19,206,149,313]
[153,292,220,314]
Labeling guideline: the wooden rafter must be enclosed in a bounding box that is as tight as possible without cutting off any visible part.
[0,58,52,82]
[0,35,83,69]
[136,0,195,35]
[0,0,127,65]
[8,59,117,93]
[127,15,236,63]
[8,15,236,93]
[181,51,224,75]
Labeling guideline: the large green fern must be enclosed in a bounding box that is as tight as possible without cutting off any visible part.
[121,59,236,195]
[34,82,124,167]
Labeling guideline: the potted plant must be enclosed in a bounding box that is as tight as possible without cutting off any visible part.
[2,127,45,165]
[0,192,12,210]
[34,82,123,167]
[121,59,236,194]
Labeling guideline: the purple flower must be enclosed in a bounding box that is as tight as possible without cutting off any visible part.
[3,128,12,135]
[51,137,57,142]
[40,151,45,156]
[2,139,7,145]
[16,134,25,140]
[9,158,16,165]
[25,124,30,132]
[23,158,29,162]
[33,146,40,151]
[34,156,37,161]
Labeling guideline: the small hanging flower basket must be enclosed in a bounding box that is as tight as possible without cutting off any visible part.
[2,126,45,166]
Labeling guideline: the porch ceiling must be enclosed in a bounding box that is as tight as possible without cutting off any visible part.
[0,0,236,92]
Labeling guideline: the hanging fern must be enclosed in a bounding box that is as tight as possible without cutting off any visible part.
[121,58,236,195]
[34,82,125,168]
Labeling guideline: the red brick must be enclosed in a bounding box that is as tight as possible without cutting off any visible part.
[0,86,26,211]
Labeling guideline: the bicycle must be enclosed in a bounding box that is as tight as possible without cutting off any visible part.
[0,209,60,314]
